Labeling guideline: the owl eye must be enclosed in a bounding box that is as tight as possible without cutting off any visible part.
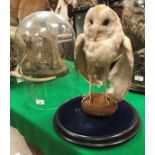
[134,2,139,7]
[90,19,93,24]
[102,19,110,26]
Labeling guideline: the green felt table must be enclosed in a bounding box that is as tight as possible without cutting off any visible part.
[10,61,145,155]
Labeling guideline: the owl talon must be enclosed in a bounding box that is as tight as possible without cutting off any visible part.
[81,96,86,103]
[81,94,92,105]
[106,100,110,105]
[104,93,119,105]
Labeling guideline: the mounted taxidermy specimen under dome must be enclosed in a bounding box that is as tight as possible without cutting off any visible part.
[15,11,75,82]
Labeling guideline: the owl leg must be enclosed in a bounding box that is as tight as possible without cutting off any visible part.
[88,81,92,104]
[102,64,109,90]
[81,76,92,104]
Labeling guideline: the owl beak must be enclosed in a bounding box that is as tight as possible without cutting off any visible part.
[93,32,98,41]
[93,29,101,41]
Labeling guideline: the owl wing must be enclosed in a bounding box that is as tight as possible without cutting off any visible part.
[107,36,134,100]
[74,34,88,81]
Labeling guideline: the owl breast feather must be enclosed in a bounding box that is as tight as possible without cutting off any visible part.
[84,39,119,65]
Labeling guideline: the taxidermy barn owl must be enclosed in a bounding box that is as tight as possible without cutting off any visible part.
[74,5,134,107]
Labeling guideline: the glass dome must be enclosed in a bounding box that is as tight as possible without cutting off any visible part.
[15,11,75,82]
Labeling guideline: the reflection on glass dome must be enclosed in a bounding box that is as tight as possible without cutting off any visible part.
[15,11,75,82]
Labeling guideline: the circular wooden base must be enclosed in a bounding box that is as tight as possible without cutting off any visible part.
[54,96,140,147]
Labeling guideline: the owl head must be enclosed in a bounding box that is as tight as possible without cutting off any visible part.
[124,0,145,14]
[83,5,123,41]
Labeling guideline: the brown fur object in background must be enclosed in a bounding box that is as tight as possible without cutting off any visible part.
[18,0,51,21]
[48,0,59,11]
[10,0,20,25]
[10,0,51,21]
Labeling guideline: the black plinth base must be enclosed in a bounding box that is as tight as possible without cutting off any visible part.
[129,86,145,94]
[54,96,140,147]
